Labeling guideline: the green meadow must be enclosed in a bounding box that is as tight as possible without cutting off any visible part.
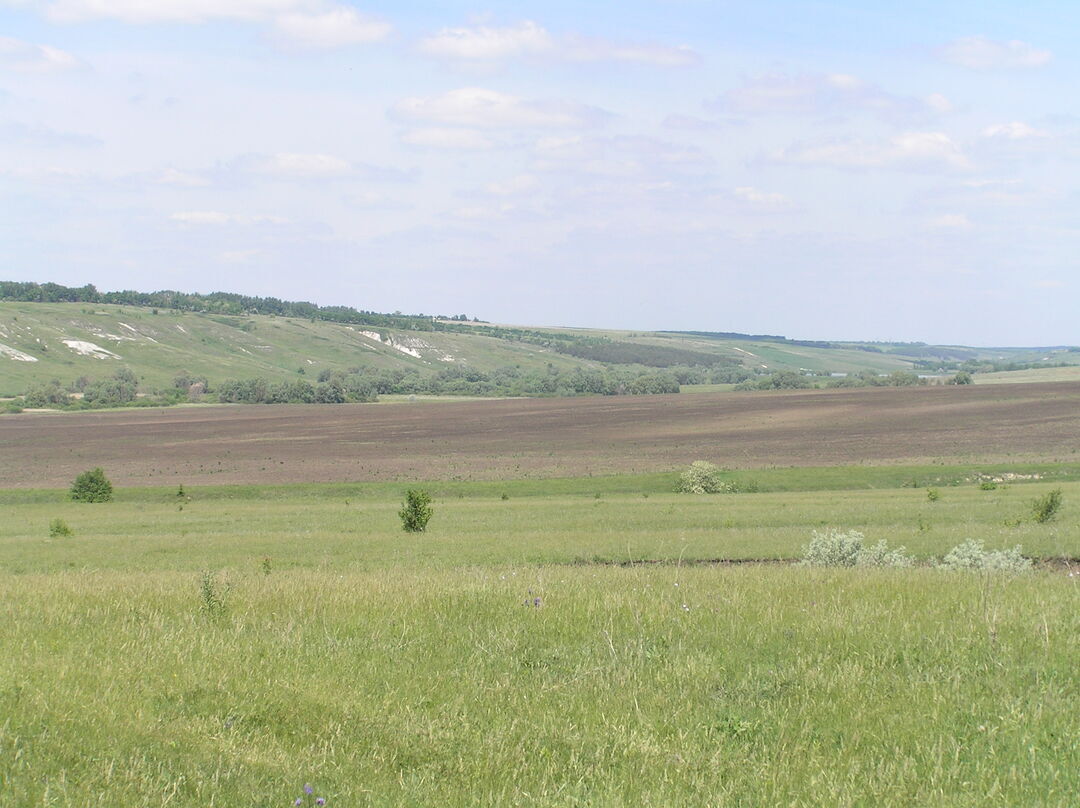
[2,468,1078,806]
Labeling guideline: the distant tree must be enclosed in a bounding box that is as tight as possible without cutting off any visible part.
[886,370,922,387]
[399,489,433,532]
[70,467,113,502]
[948,371,973,385]
[23,379,69,408]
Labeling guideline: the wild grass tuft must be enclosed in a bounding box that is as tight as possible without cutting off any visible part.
[1031,488,1063,523]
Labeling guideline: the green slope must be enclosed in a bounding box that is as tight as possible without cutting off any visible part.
[1,301,1077,397]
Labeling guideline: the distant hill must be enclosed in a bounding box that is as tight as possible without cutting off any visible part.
[1,282,1077,401]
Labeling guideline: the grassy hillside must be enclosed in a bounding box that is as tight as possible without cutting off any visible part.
[1,300,1077,397]
[2,471,1077,805]
[0,302,586,395]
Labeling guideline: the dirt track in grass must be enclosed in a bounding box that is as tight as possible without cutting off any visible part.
[3,382,1079,487]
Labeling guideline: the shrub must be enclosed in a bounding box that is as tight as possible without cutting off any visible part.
[926,488,940,502]
[399,489,433,533]
[676,461,727,494]
[1031,488,1063,523]
[938,539,1032,573]
[199,570,229,617]
[48,518,73,538]
[70,467,113,502]
[979,481,997,491]
[800,529,913,568]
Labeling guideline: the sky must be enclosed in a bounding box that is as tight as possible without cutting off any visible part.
[1,1,1077,346]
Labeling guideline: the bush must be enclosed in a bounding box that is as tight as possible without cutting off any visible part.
[1031,488,1063,523]
[70,467,113,502]
[800,529,913,568]
[937,539,1032,573]
[926,488,940,502]
[48,518,73,538]
[676,461,727,494]
[399,489,433,533]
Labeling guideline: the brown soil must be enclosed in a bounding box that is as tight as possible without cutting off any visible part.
[3,383,1079,487]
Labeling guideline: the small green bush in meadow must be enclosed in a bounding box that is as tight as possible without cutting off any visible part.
[48,518,72,538]
[1031,488,1063,523]
[800,529,913,568]
[979,480,998,491]
[926,488,940,502]
[937,539,1032,573]
[399,489,433,533]
[199,570,229,617]
[70,467,113,503]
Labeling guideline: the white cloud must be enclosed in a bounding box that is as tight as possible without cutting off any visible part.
[419,20,552,60]
[35,0,390,48]
[43,0,313,23]
[929,213,973,230]
[393,87,609,129]
[171,211,234,225]
[732,186,793,211]
[714,72,948,123]
[559,35,699,67]
[0,121,100,147]
[982,121,1046,139]
[484,174,539,196]
[450,204,514,221]
[220,248,263,263]
[418,19,698,67]
[939,36,1051,70]
[925,93,953,113]
[533,134,708,178]
[171,210,286,225]
[245,152,352,178]
[662,114,724,131]
[400,127,495,150]
[157,168,211,187]
[773,132,971,172]
[273,9,390,48]
[0,35,80,72]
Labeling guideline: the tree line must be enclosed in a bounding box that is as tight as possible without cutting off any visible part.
[0,281,438,332]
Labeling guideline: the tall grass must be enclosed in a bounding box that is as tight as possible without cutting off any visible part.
[1,566,1076,806]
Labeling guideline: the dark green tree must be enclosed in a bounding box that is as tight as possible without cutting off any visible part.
[70,467,113,502]
[399,489,433,533]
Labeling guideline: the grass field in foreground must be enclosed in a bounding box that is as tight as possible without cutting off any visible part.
[2,567,1077,806]
[1,468,1077,806]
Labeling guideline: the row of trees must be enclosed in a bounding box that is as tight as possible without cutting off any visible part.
[24,369,141,408]
[18,361,689,411]
[733,368,976,391]
[0,281,437,332]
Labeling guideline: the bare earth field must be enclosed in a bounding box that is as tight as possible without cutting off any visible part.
[3,382,1080,487]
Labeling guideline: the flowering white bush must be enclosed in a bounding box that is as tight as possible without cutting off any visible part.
[937,539,1032,573]
[676,461,730,494]
[800,529,913,568]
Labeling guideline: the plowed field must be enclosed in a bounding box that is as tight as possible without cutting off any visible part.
[4,383,1079,487]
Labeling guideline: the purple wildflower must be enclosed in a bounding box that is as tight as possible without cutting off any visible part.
[304,784,314,795]
[294,800,302,807]
[316,799,326,806]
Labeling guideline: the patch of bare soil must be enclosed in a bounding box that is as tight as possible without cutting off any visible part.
[2,383,1079,487]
